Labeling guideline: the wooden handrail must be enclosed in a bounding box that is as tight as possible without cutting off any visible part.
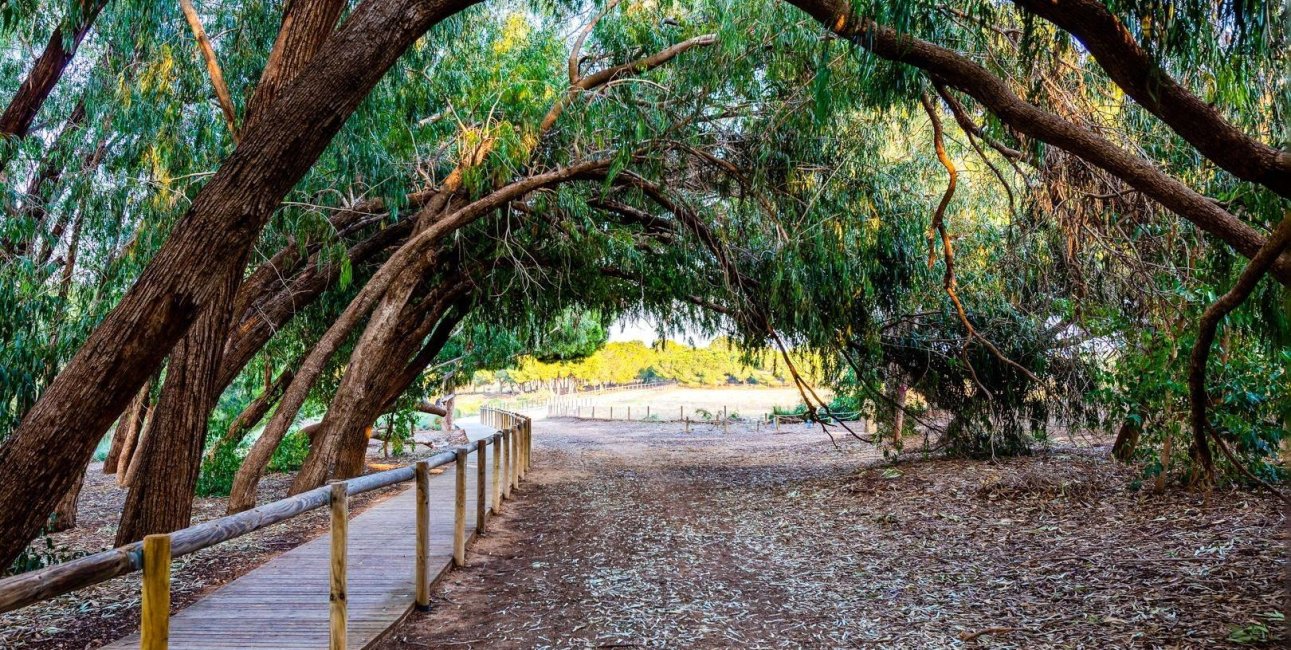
[0,425,526,615]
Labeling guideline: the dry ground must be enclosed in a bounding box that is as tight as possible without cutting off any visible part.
[0,428,465,649]
[381,418,1286,649]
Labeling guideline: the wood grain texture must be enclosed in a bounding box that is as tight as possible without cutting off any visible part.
[141,534,170,650]
[101,444,496,649]
[453,449,466,567]
[330,482,348,650]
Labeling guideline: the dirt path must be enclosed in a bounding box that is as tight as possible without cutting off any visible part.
[380,419,1285,649]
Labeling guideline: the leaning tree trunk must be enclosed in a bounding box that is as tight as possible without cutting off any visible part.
[103,376,152,474]
[890,381,908,450]
[48,468,87,533]
[0,0,481,567]
[116,261,243,546]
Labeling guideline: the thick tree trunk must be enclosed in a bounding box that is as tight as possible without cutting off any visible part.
[116,260,245,545]
[0,0,481,567]
[48,468,86,533]
[246,0,347,129]
[295,281,466,488]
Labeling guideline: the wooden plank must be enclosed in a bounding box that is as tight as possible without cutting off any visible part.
[102,419,511,650]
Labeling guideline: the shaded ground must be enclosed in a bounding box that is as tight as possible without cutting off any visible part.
[381,418,1286,649]
[0,428,465,649]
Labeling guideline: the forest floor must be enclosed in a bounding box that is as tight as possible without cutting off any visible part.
[0,429,466,650]
[380,418,1286,649]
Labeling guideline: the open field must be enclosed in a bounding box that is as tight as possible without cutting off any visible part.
[381,418,1286,649]
[545,385,826,421]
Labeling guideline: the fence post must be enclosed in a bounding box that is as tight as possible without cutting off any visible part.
[510,426,520,491]
[679,405,684,421]
[454,448,467,567]
[476,439,487,532]
[492,433,502,512]
[502,429,512,500]
[141,534,171,650]
[414,461,429,611]
[685,416,690,433]
[329,482,348,650]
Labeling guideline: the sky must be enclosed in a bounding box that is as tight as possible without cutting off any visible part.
[608,316,716,347]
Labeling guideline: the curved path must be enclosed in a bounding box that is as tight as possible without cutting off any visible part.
[103,420,502,650]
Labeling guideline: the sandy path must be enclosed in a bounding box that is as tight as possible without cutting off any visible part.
[378,419,1284,649]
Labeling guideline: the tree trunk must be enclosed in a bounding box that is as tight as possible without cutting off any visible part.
[0,0,481,567]
[0,0,108,142]
[103,380,151,474]
[1111,416,1141,463]
[48,468,87,533]
[116,261,245,546]
[205,366,295,461]
[890,381,908,450]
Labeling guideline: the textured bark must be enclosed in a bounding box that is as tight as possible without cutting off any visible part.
[0,0,107,142]
[245,0,346,129]
[786,0,1291,284]
[0,0,483,567]
[115,257,246,545]
[232,160,608,511]
[303,284,469,488]
[891,382,908,445]
[1010,0,1291,197]
[103,379,151,474]
[48,468,86,533]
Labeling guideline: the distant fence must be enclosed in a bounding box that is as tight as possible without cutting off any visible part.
[0,407,533,650]
[485,379,676,412]
[547,402,870,434]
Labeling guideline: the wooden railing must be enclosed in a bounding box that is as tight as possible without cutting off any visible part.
[0,407,533,649]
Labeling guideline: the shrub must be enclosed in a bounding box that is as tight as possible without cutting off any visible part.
[268,430,311,473]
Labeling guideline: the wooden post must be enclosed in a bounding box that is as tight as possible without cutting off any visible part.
[685,417,690,433]
[510,427,519,492]
[476,439,487,532]
[775,415,780,431]
[453,448,466,567]
[627,406,631,420]
[502,430,512,500]
[646,405,650,419]
[609,406,613,420]
[329,482,348,650]
[591,406,595,419]
[679,405,684,421]
[141,534,171,650]
[492,433,502,512]
[723,416,728,435]
[414,461,430,612]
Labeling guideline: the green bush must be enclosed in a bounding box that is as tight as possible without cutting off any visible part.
[196,441,241,497]
[268,430,311,473]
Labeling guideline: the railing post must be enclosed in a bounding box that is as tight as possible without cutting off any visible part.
[453,448,466,567]
[476,439,487,532]
[141,534,171,650]
[414,461,429,612]
[509,426,519,492]
[501,429,512,500]
[525,420,532,473]
[491,433,502,513]
[329,482,348,650]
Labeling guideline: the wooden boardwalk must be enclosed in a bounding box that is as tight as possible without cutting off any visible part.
[104,425,502,649]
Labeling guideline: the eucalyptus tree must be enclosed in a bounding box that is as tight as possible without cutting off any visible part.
[0,0,1286,567]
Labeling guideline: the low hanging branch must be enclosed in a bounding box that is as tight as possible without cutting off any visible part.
[920,92,1040,388]
[1188,213,1291,495]
[179,0,240,142]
